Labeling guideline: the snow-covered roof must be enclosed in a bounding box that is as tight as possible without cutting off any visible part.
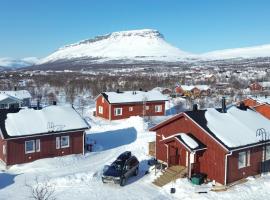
[205,106,270,148]
[161,133,205,151]
[260,82,270,88]
[248,96,270,105]
[0,94,22,103]
[5,105,89,137]
[102,90,168,104]
[180,85,210,91]
[0,90,31,100]
[177,133,199,149]
[180,85,194,91]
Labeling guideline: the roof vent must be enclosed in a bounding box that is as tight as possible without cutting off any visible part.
[139,88,143,91]
[116,89,120,93]
[193,104,198,111]
[222,97,226,113]
[239,102,247,111]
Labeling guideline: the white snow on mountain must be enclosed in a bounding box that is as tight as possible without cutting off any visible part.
[38,29,193,64]
[0,57,39,68]
[200,44,270,60]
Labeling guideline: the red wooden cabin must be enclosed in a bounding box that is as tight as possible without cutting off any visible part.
[150,103,270,185]
[95,90,167,120]
[0,105,90,166]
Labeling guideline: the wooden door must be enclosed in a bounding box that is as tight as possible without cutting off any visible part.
[169,145,179,166]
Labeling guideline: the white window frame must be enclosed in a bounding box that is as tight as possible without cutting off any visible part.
[155,105,162,112]
[129,106,133,112]
[98,106,103,114]
[36,139,41,152]
[25,140,36,154]
[238,151,247,169]
[60,136,70,148]
[3,145,6,155]
[145,106,149,110]
[247,150,250,166]
[56,137,60,149]
[265,145,270,160]
[114,108,122,116]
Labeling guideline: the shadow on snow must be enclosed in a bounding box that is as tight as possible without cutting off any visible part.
[0,173,20,190]
[87,127,137,152]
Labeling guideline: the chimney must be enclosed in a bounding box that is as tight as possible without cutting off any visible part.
[14,86,17,91]
[139,88,143,91]
[37,99,40,110]
[193,104,198,111]
[53,101,57,105]
[265,95,268,99]
[116,89,120,93]
[222,97,226,113]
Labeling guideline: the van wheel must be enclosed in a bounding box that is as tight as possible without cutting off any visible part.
[120,177,126,186]
[134,167,139,176]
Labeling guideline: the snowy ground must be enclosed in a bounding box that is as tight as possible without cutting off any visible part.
[0,105,270,199]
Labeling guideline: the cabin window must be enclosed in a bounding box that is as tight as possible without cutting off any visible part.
[129,107,133,112]
[114,108,122,116]
[155,105,162,112]
[238,151,250,169]
[265,145,270,160]
[98,106,103,114]
[25,140,35,154]
[0,104,8,109]
[145,106,149,110]
[61,136,70,148]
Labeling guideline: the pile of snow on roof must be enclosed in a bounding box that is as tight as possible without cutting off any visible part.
[5,105,89,136]
[205,106,270,148]
[103,90,168,104]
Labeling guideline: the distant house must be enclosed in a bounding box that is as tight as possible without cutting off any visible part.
[0,94,22,109]
[95,90,168,120]
[204,74,216,83]
[0,90,31,107]
[249,82,263,92]
[241,96,270,120]
[0,105,90,165]
[175,85,211,97]
[150,103,270,185]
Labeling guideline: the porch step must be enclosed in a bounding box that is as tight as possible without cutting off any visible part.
[153,165,187,187]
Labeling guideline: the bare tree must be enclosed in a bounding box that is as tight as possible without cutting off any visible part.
[25,176,56,200]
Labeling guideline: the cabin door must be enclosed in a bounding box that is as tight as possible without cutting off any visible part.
[169,145,179,166]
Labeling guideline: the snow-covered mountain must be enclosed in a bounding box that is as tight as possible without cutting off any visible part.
[38,29,192,64]
[0,57,39,68]
[200,44,270,60]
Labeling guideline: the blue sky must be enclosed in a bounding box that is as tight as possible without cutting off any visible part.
[0,0,270,58]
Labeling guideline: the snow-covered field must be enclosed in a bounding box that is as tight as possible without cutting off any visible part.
[0,106,270,200]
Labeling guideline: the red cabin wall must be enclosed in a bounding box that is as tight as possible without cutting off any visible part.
[96,95,110,120]
[227,146,263,184]
[5,131,84,165]
[110,102,166,120]
[154,114,227,184]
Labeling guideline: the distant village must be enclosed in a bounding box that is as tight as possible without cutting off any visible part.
[0,62,270,194]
